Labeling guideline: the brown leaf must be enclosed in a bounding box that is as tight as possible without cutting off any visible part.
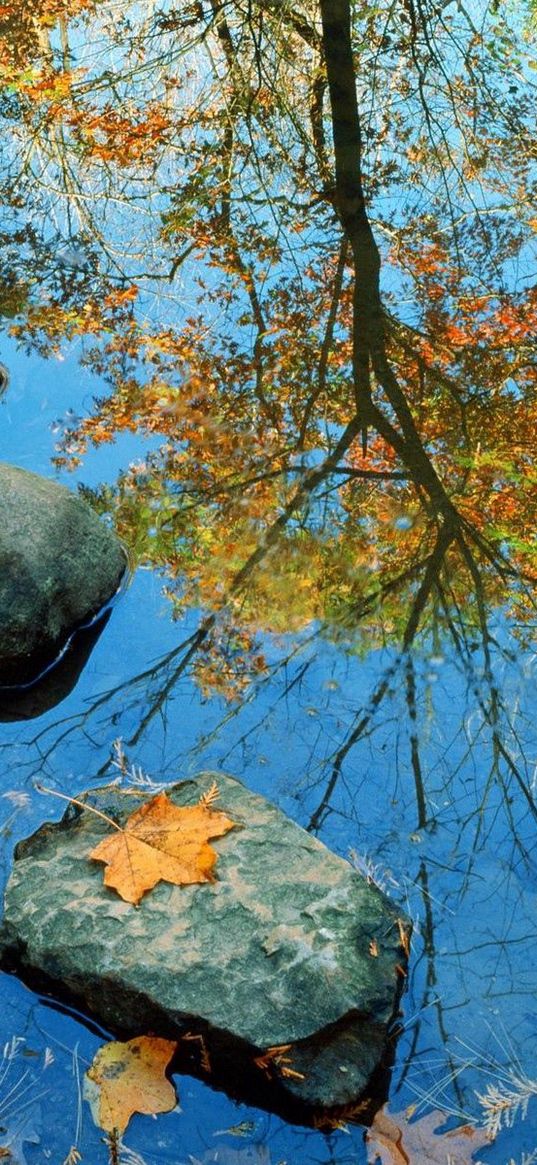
[313,1097,371,1131]
[253,1044,305,1081]
[396,918,410,957]
[84,1035,178,1135]
[89,789,237,905]
[198,780,220,808]
[366,1106,492,1165]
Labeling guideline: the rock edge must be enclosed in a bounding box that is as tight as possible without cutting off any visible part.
[0,462,127,685]
[0,772,410,1118]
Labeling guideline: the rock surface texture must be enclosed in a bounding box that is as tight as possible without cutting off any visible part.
[0,772,410,1116]
[0,462,126,684]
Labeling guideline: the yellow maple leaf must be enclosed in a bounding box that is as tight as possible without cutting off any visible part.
[85,1035,178,1135]
[89,789,237,905]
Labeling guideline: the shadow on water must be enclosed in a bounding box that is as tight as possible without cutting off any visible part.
[0,610,112,721]
[3,967,400,1130]
[0,0,536,1161]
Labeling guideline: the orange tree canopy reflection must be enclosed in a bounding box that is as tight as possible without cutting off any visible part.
[1,0,537,701]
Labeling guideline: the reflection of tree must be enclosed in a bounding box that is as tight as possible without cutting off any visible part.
[1,0,536,810]
[1,1,537,1151]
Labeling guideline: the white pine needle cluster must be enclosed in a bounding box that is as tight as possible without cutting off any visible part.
[119,1146,150,1165]
[477,1072,537,1138]
[349,848,400,894]
[111,739,163,790]
[62,1149,82,1165]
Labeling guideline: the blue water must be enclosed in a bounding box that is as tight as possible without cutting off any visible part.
[0,338,535,1164]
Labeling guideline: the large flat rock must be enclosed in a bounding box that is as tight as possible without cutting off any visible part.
[0,773,410,1117]
[0,462,126,685]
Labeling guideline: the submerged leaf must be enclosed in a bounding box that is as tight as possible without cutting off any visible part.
[366,1106,492,1164]
[84,1036,178,1135]
[192,1149,271,1165]
[89,789,237,905]
[0,1110,41,1165]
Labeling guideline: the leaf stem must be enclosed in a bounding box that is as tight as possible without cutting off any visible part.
[35,784,122,832]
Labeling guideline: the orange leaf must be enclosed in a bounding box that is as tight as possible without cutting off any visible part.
[254,1044,305,1081]
[89,789,237,905]
[84,1035,178,1135]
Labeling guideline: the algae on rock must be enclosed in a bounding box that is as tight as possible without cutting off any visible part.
[0,772,410,1117]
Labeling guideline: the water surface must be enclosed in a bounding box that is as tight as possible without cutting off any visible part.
[0,2,536,1161]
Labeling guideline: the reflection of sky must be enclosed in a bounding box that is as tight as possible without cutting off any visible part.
[1,7,537,1154]
[0,337,536,1163]
[0,333,161,484]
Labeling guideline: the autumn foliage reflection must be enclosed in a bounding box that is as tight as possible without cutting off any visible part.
[1,0,537,705]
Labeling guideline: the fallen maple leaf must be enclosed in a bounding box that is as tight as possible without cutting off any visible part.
[84,1035,178,1135]
[366,1106,492,1165]
[89,788,237,905]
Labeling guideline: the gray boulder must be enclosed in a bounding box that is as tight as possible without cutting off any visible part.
[0,462,126,685]
[0,611,112,720]
[0,772,410,1118]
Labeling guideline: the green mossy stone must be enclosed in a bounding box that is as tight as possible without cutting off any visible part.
[0,772,410,1112]
[0,462,126,684]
